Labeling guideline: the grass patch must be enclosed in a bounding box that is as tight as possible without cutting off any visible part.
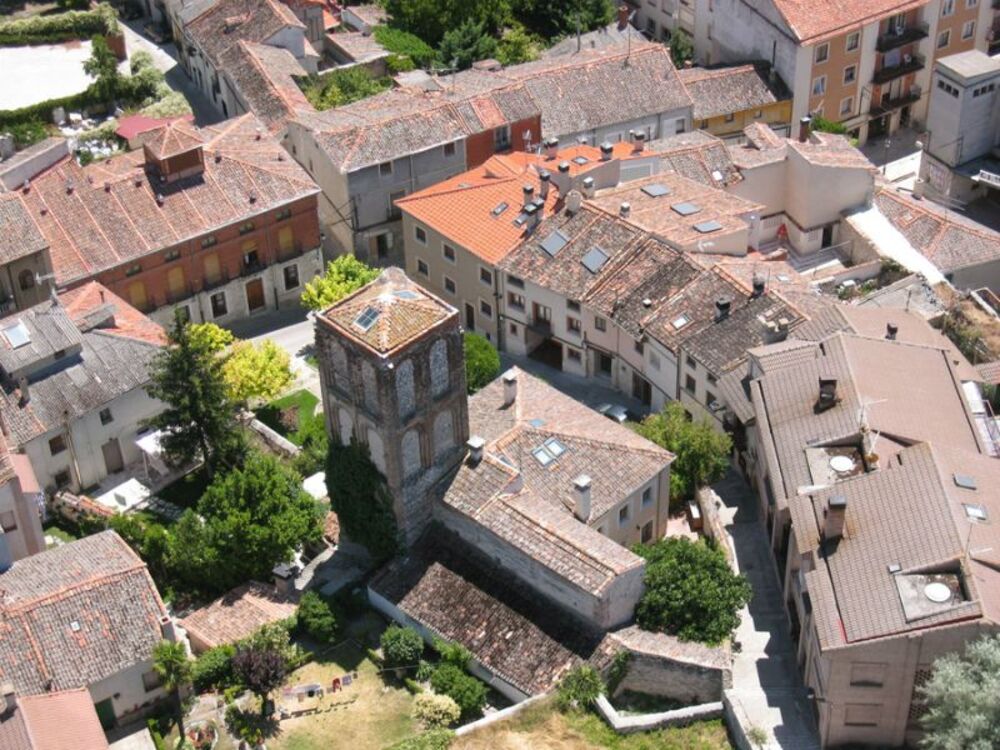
[305,354,318,370]
[452,698,732,750]
[257,389,321,447]
[42,521,79,547]
[156,470,210,509]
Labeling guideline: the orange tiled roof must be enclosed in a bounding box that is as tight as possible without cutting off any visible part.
[14,689,110,750]
[59,282,168,346]
[180,581,298,650]
[770,0,927,44]
[143,119,205,160]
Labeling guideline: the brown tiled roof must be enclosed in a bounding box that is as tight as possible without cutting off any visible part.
[978,360,1000,385]
[647,130,743,187]
[0,194,48,265]
[60,282,168,346]
[587,173,764,249]
[641,267,748,352]
[788,443,999,649]
[179,581,297,649]
[12,114,317,286]
[0,689,110,750]
[369,528,604,696]
[319,267,456,356]
[678,64,787,121]
[220,41,312,131]
[874,187,1000,273]
[184,0,304,67]
[770,0,926,44]
[143,118,205,160]
[327,29,387,62]
[787,132,876,170]
[0,531,167,695]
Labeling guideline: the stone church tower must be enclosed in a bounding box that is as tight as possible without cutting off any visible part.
[314,267,469,544]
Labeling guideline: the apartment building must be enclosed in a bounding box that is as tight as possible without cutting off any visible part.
[1,115,322,328]
[920,49,1000,202]
[706,0,993,144]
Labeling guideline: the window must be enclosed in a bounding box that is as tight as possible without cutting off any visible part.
[595,316,607,332]
[850,663,886,688]
[443,142,456,157]
[942,0,955,15]
[814,42,829,63]
[567,316,581,334]
[840,96,854,115]
[641,520,653,543]
[494,125,511,150]
[211,292,227,318]
[379,161,392,177]
[812,76,826,96]
[845,704,881,727]
[18,270,34,290]
[54,470,71,488]
[509,322,518,336]
[164,248,181,262]
[685,375,696,394]
[479,299,492,318]
[634,339,644,355]
[479,267,493,286]
[99,408,113,425]
[967,0,978,6]
[597,352,612,376]
[507,274,524,289]
[49,435,67,455]
[239,222,254,235]
[567,348,582,362]
[649,350,660,370]
[275,207,292,221]
[618,504,631,525]
[142,670,162,692]
[417,259,429,276]
[388,190,406,220]
[567,300,580,313]
[706,390,717,407]
[125,263,142,277]
[962,20,975,40]
[443,244,456,263]
[444,276,456,295]
[414,226,427,244]
[201,235,217,248]
[508,292,525,309]
[843,64,857,84]
[707,373,718,385]
[846,31,860,52]
[686,354,697,369]
[0,511,17,532]
[938,29,950,48]
[642,486,653,507]
[724,112,735,123]
[283,264,300,290]
[753,109,763,118]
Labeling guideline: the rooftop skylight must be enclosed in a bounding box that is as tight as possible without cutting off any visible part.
[641,183,670,198]
[671,202,701,216]
[353,306,380,332]
[492,202,509,217]
[572,156,589,165]
[540,229,569,257]
[392,290,420,300]
[672,314,690,330]
[581,246,610,274]
[964,503,988,522]
[0,319,30,349]
[532,437,568,466]
[694,220,723,233]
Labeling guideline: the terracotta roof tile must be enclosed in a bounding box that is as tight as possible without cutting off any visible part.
[10,689,109,750]
[770,0,927,44]
[180,581,297,650]
[678,64,788,121]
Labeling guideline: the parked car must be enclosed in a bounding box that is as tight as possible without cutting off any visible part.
[595,403,634,423]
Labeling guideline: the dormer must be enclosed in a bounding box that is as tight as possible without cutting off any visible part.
[142,120,206,184]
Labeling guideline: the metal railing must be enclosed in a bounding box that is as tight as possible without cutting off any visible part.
[875,22,928,53]
[873,53,925,84]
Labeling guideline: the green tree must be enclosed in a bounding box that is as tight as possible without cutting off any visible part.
[83,35,121,102]
[496,24,539,65]
[632,402,731,502]
[153,640,193,740]
[383,0,510,46]
[169,452,321,595]
[438,20,499,71]
[187,322,234,353]
[919,634,1000,750]
[381,625,425,669]
[296,591,339,643]
[463,332,500,394]
[191,645,237,692]
[668,29,693,68]
[373,25,439,68]
[222,339,292,404]
[556,664,604,710]
[429,664,487,718]
[232,643,287,717]
[510,0,612,40]
[145,311,246,480]
[633,537,752,645]
[325,438,400,562]
[301,255,380,311]
[300,67,393,111]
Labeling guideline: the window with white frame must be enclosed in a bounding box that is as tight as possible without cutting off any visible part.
[812,76,826,96]
[479,267,493,286]
[843,64,857,84]
[618,503,631,525]
[846,31,860,52]
[417,259,429,276]
[942,0,955,15]
[938,29,951,48]
[642,486,653,507]
[479,299,492,318]
[444,276,456,294]
[814,42,829,63]
[840,96,854,115]
[961,20,975,39]
[414,225,427,244]
[443,244,456,263]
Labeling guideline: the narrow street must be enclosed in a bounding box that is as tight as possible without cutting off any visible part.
[714,471,821,750]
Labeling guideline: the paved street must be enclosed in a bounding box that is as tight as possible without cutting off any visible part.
[714,471,821,750]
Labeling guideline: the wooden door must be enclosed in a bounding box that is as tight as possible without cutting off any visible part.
[128,281,147,311]
[246,278,265,312]
[167,266,186,299]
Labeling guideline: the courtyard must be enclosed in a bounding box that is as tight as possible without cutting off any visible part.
[0,40,94,109]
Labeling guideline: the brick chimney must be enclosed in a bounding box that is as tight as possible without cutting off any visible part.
[502,370,518,406]
[823,495,847,540]
[798,116,813,143]
[617,4,630,30]
[574,475,592,522]
[816,376,839,412]
[715,298,731,321]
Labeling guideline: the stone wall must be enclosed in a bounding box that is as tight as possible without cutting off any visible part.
[695,486,735,567]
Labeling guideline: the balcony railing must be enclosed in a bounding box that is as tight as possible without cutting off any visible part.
[876,22,928,53]
[165,284,192,304]
[869,85,922,117]
[873,53,925,84]
[201,270,231,292]
[529,318,552,335]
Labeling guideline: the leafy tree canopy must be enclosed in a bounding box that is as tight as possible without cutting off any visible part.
[919,634,1000,750]
[463,332,500,395]
[668,29,693,68]
[509,0,612,40]
[373,25,439,68]
[296,591,339,643]
[556,665,604,710]
[83,34,120,101]
[383,0,509,46]
[187,322,234,353]
[496,24,540,65]
[300,67,393,111]
[232,643,287,716]
[632,402,731,502]
[301,255,380,311]
[145,311,246,479]
[153,640,193,738]
[223,339,292,405]
[633,537,751,645]
[381,625,425,668]
[438,20,498,71]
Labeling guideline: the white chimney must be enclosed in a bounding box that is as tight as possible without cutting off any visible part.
[502,370,518,406]
[159,615,179,642]
[1,684,15,717]
[566,190,583,214]
[600,142,614,161]
[582,176,595,198]
[545,137,559,159]
[634,132,646,152]
[17,377,29,406]
[573,475,592,522]
[823,495,847,540]
[467,435,485,463]
[538,169,551,200]
[619,201,631,218]
[522,184,534,209]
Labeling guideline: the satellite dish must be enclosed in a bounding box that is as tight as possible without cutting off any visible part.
[829,455,855,473]
[924,582,951,604]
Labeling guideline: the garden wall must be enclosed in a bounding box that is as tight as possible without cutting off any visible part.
[595,694,724,735]
[695,486,735,567]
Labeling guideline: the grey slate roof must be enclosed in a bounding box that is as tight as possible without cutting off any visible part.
[184,0,303,67]
[0,301,82,377]
[0,531,167,695]
[678,64,788,121]
[0,194,48,265]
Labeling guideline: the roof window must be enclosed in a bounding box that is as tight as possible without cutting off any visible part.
[581,246,610,274]
[641,183,670,198]
[1,319,31,349]
[492,202,509,217]
[353,306,380,332]
[671,202,701,216]
[964,503,988,522]
[540,229,569,257]
[532,436,568,466]
[694,220,723,233]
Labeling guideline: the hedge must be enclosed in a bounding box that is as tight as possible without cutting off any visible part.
[0,3,118,46]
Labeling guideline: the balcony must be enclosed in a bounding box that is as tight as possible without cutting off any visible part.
[529,318,552,336]
[201,270,231,292]
[876,23,928,53]
[869,85,923,117]
[872,53,924,85]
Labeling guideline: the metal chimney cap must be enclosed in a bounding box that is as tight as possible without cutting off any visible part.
[573,474,592,490]
[467,435,486,450]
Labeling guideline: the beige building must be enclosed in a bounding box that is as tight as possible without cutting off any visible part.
[678,64,793,141]
[0,433,43,566]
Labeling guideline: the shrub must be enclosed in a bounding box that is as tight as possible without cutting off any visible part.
[192,645,237,692]
[464,332,500,394]
[429,664,487,718]
[381,625,425,669]
[556,665,604,710]
[386,729,455,750]
[373,25,438,68]
[0,3,118,46]
[296,591,339,643]
[300,67,392,111]
[404,677,424,694]
[433,639,471,670]
[413,692,461,728]
[5,120,48,148]
[415,659,435,682]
